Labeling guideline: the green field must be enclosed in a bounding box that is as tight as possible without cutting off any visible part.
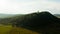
[0,24,39,34]
[0,25,12,34]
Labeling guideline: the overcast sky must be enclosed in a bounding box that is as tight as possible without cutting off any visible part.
[0,0,60,14]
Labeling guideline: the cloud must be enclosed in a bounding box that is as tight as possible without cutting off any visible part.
[0,0,60,14]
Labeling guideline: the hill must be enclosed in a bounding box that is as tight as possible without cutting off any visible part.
[14,11,60,34]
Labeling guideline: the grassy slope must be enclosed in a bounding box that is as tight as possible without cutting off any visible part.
[0,25,39,34]
[9,27,39,34]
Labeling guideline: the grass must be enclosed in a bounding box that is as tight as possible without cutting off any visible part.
[0,24,60,34]
[9,27,39,34]
[0,24,39,34]
[0,24,12,34]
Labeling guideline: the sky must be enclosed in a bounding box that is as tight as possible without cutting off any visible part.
[0,0,60,14]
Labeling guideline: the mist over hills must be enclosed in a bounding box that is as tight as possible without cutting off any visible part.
[0,14,15,18]
[0,12,60,18]
[0,13,24,18]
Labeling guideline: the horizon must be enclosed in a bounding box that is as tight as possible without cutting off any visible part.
[0,11,60,14]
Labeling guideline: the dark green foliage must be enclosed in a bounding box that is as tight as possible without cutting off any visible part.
[16,11,60,28]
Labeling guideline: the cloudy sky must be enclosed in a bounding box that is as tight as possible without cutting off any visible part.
[0,0,60,14]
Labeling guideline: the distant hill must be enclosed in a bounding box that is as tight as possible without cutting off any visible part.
[0,14,24,18]
[54,14,60,18]
[0,14,16,18]
[0,14,24,25]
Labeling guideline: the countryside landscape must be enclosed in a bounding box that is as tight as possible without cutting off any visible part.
[0,11,60,34]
